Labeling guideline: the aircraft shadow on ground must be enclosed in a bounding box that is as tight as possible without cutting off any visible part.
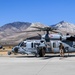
[9,53,75,60]
[42,54,75,60]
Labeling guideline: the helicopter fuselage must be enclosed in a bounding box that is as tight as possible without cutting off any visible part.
[8,33,75,57]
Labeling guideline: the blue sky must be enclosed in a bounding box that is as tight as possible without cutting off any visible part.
[0,0,75,26]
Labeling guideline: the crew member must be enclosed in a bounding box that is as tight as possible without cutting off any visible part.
[59,43,64,57]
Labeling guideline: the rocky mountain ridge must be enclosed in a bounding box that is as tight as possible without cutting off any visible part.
[0,21,75,45]
[51,21,75,34]
[0,22,45,45]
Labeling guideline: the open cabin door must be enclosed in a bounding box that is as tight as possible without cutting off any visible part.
[45,42,52,53]
[52,41,60,53]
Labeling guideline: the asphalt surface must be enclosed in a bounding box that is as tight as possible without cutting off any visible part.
[0,54,75,75]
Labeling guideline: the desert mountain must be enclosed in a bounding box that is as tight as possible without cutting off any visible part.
[0,21,75,45]
[51,21,75,34]
[0,22,31,38]
[0,22,45,45]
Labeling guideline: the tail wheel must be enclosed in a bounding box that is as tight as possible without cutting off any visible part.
[39,47,45,57]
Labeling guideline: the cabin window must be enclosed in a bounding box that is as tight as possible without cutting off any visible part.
[53,42,56,48]
[31,43,33,48]
[34,43,40,48]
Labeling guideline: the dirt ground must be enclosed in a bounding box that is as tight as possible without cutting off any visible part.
[0,52,7,55]
[0,45,13,55]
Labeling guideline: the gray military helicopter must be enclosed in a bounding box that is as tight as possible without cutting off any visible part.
[8,26,75,57]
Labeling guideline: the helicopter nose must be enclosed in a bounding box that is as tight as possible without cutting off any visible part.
[14,47,19,53]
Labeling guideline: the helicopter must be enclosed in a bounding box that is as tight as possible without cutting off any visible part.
[8,26,75,57]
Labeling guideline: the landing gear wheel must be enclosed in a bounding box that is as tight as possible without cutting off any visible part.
[39,48,45,57]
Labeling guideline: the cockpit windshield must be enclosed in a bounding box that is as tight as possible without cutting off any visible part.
[18,42,26,47]
[20,42,26,47]
[18,42,23,46]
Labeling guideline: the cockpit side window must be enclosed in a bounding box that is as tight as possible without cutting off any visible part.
[20,42,26,47]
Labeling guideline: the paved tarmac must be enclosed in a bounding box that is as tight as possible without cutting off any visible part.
[0,54,75,75]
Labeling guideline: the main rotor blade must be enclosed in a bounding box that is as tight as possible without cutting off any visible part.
[17,30,41,33]
[31,26,44,30]
[31,26,57,31]
[51,30,59,33]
